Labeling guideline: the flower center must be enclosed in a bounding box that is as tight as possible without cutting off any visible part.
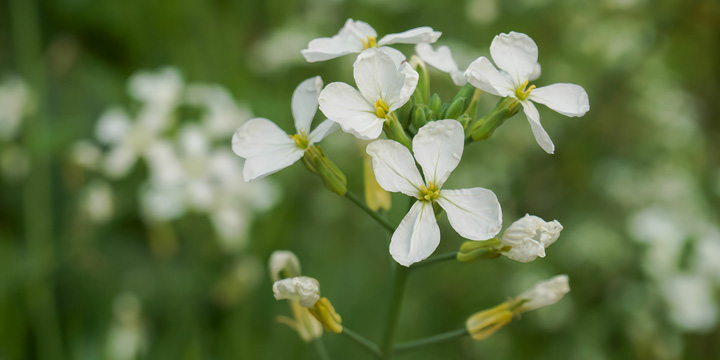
[360,35,377,49]
[374,99,390,119]
[515,80,536,101]
[419,181,440,202]
[290,132,309,149]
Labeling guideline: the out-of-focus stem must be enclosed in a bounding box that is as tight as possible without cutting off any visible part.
[341,327,381,359]
[380,265,409,358]
[410,251,458,271]
[313,337,332,360]
[10,0,65,359]
[393,328,469,355]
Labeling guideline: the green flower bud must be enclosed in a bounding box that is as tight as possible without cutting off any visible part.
[445,97,465,120]
[437,103,450,119]
[412,105,428,129]
[429,93,442,114]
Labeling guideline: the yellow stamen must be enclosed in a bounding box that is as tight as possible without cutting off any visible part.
[360,35,378,49]
[290,132,310,149]
[374,99,390,119]
[515,80,536,101]
[418,181,440,202]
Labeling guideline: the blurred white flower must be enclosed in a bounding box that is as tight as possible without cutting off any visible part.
[661,274,718,332]
[232,76,337,181]
[319,48,418,139]
[269,250,302,282]
[501,214,563,263]
[185,84,253,138]
[0,76,33,141]
[465,32,589,154]
[302,19,441,62]
[70,140,103,170]
[273,276,321,308]
[80,180,114,223]
[106,293,147,360]
[367,120,502,266]
[514,274,571,313]
[415,43,467,86]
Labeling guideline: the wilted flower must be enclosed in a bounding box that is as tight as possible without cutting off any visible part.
[514,275,571,313]
[273,276,321,308]
[500,214,563,263]
[319,48,418,140]
[464,32,589,154]
[269,250,302,282]
[232,76,337,181]
[302,19,441,62]
[367,120,502,266]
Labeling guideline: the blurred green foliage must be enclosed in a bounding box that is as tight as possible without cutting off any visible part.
[1,0,720,359]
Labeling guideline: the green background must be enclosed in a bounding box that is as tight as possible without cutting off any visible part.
[1,0,719,359]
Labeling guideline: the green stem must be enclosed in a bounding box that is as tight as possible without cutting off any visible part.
[410,252,458,271]
[345,190,395,233]
[341,327,382,359]
[10,0,65,359]
[393,328,469,355]
[380,265,409,358]
[313,337,332,360]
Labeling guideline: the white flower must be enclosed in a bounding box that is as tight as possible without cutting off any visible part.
[273,276,321,308]
[464,32,589,154]
[500,214,563,263]
[319,48,418,140]
[366,120,502,266]
[269,250,302,282]
[232,76,337,181]
[302,19,441,62]
[515,275,570,313]
[661,274,718,332]
[0,76,32,141]
[415,43,467,86]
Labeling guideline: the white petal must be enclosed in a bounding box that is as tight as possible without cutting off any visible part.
[292,76,323,134]
[378,47,407,65]
[392,62,419,112]
[353,48,412,109]
[301,19,368,62]
[301,38,361,62]
[366,139,424,197]
[269,250,302,282]
[231,118,304,181]
[529,83,590,117]
[490,32,539,85]
[390,201,441,267]
[412,120,464,187]
[308,119,339,144]
[521,101,555,154]
[318,82,384,139]
[436,188,502,240]
[464,57,515,97]
[95,107,131,145]
[516,275,570,313]
[415,43,459,74]
[103,146,137,179]
[273,276,321,308]
[378,27,442,46]
[529,63,542,81]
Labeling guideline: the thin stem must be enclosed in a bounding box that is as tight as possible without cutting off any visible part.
[345,190,395,233]
[393,328,469,355]
[341,327,382,359]
[410,251,458,271]
[313,337,332,360]
[380,265,409,358]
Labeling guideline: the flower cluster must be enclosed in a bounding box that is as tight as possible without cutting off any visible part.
[71,67,279,252]
[232,19,588,355]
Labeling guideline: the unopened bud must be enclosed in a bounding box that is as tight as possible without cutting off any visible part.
[456,238,505,262]
[412,105,428,129]
[429,93,442,115]
[445,97,465,120]
[512,275,570,313]
[363,153,391,211]
[306,146,347,196]
[500,214,563,263]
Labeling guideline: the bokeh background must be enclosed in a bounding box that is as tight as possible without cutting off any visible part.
[1,0,719,359]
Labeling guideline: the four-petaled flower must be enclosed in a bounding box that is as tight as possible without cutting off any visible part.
[464,31,590,154]
[302,19,441,62]
[367,120,502,266]
[319,48,418,140]
[232,76,337,181]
